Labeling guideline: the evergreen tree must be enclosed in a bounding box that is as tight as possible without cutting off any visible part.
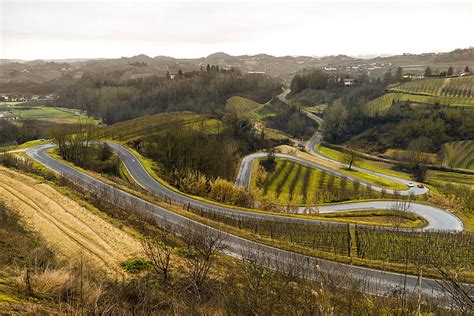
[394,67,403,82]
[465,66,470,73]
[424,66,432,77]
[382,71,392,85]
[447,66,454,76]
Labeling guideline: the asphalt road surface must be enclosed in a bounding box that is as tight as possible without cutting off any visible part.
[26,144,471,298]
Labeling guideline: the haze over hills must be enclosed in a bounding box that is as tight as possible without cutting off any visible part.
[1,47,473,86]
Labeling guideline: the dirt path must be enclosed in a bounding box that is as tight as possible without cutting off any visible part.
[0,167,142,273]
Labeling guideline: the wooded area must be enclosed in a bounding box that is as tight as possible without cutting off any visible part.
[56,67,281,124]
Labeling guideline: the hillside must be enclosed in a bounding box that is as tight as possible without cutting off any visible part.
[224,96,263,119]
[100,112,222,142]
[362,76,474,116]
[441,140,474,170]
[388,75,474,103]
[2,48,473,90]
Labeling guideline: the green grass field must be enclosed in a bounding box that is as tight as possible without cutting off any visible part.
[224,96,263,119]
[441,140,474,170]
[100,112,222,141]
[317,145,412,180]
[0,106,96,124]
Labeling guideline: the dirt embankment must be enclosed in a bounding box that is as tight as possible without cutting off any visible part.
[0,167,142,273]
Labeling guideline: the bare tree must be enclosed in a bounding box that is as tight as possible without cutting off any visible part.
[434,264,474,313]
[180,226,228,294]
[142,237,173,282]
[389,198,412,229]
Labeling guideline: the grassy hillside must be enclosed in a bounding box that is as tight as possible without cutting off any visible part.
[100,112,222,141]
[224,96,263,119]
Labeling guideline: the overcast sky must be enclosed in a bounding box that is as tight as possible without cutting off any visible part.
[1,0,472,60]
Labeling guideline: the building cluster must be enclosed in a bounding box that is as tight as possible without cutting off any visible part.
[0,94,55,102]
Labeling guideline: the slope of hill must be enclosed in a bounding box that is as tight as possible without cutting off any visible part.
[2,48,472,88]
[100,112,222,141]
[224,96,263,119]
[442,140,474,170]
[389,76,474,100]
[362,76,474,116]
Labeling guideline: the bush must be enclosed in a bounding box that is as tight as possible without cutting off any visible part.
[209,178,252,207]
[121,258,150,274]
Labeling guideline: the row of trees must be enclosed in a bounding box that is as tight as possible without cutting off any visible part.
[49,120,121,176]
[424,65,470,77]
[0,119,58,147]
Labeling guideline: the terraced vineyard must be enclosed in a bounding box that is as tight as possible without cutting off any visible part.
[100,112,222,141]
[441,140,474,170]
[390,78,445,95]
[224,96,263,119]
[363,76,474,116]
[362,93,399,116]
[391,76,474,99]
[253,159,378,204]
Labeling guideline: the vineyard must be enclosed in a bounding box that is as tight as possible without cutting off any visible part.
[100,112,222,141]
[252,159,383,204]
[362,93,402,116]
[355,226,473,268]
[390,76,474,99]
[362,76,474,116]
[224,96,263,119]
[190,206,351,256]
[362,92,474,116]
[188,206,473,270]
[441,140,474,170]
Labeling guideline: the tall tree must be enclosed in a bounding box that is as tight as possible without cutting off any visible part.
[465,66,470,73]
[424,66,432,77]
[447,66,454,76]
[382,71,392,85]
[394,67,403,82]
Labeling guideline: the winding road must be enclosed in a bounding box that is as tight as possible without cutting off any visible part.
[22,90,468,297]
[26,143,472,297]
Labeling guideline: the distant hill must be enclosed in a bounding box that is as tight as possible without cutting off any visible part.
[1,48,473,87]
[434,47,474,63]
[206,52,233,60]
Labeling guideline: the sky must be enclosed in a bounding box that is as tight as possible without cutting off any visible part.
[1,0,473,60]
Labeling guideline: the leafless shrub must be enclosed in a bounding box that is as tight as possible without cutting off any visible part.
[179,225,228,295]
[142,235,173,282]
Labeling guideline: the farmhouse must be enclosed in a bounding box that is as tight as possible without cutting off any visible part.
[0,113,20,121]
[402,73,423,80]
[343,78,357,86]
